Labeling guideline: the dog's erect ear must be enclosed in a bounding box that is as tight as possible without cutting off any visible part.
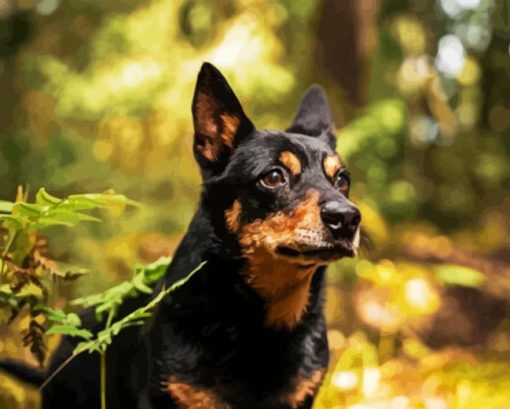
[192,63,254,177]
[287,85,336,149]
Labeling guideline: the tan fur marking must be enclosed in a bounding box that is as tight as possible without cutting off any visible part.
[283,370,325,408]
[195,139,219,162]
[195,91,240,161]
[225,199,242,233]
[166,377,227,409]
[279,151,302,176]
[238,191,324,328]
[323,155,341,179]
[220,113,240,148]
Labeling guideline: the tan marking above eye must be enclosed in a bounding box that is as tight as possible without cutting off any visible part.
[279,151,302,176]
[323,155,341,179]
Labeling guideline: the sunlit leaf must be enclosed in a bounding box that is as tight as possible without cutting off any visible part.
[33,211,101,230]
[136,256,171,284]
[13,203,42,219]
[35,306,67,321]
[35,188,61,206]
[131,272,153,294]
[64,193,139,211]
[0,200,14,213]
[46,324,93,339]
[32,218,75,229]
[0,215,24,230]
[0,284,12,295]
[48,264,89,280]
[16,282,44,300]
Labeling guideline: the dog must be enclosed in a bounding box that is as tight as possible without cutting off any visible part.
[0,62,361,409]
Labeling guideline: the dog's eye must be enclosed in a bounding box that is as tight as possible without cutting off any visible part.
[261,169,286,189]
[334,172,350,194]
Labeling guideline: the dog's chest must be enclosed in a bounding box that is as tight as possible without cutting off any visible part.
[165,369,325,409]
[160,322,326,409]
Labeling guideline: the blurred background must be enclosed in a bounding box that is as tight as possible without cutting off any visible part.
[0,0,509,408]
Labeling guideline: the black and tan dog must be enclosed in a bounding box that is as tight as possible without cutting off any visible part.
[0,63,361,409]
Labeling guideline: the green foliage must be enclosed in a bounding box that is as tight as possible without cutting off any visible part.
[74,260,204,355]
[0,201,14,213]
[1,188,137,233]
[37,307,93,340]
[0,187,137,365]
[1,190,195,409]
[39,259,205,409]
[71,256,171,323]
[33,255,184,354]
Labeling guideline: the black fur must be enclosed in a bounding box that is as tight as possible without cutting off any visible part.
[0,63,360,409]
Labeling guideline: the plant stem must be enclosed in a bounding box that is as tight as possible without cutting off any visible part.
[105,308,115,329]
[100,350,106,409]
[0,230,17,279]
[40,349,85,390]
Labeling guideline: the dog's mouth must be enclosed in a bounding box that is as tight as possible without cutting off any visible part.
[276,242,354,262]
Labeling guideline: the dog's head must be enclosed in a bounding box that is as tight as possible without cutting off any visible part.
[192,63,361,270]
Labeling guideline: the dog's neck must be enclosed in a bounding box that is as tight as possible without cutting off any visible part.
[163,209,326,330]
[240,246,321,329]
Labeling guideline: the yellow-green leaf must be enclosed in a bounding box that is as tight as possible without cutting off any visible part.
[0,200,14,213]
[16,282,44,300]
[46,325,92,339]
[35,188,62,206]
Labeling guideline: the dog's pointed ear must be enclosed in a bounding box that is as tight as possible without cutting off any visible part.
[192,63,254,177]
[287,85,336,149]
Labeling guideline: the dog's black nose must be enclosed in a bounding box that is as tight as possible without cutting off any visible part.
[321,201,361,236]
